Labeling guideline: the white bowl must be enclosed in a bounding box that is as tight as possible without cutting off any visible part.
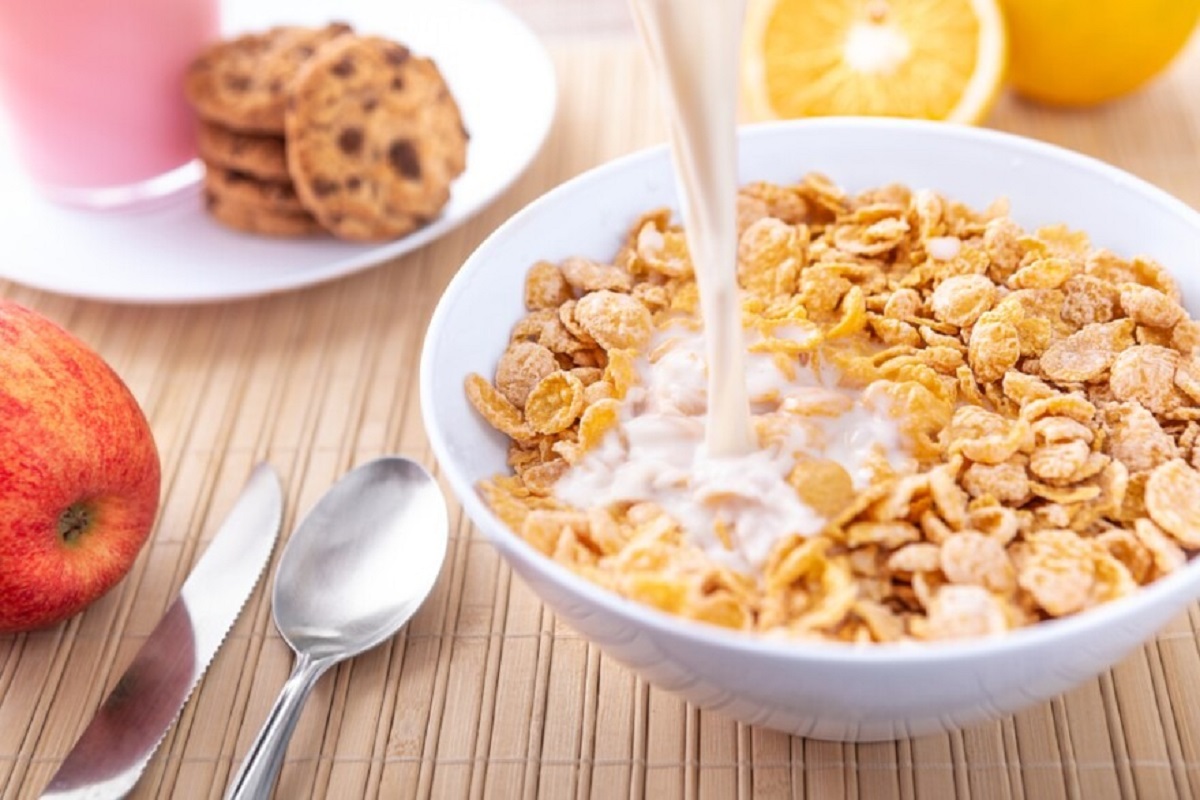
[420,118,1200,742]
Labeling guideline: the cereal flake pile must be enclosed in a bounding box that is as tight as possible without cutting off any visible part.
[466,174,1200,643]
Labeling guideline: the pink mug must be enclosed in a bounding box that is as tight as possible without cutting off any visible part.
[0,0,220,209]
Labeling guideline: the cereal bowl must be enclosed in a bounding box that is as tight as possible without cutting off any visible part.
[420,118,1200,741]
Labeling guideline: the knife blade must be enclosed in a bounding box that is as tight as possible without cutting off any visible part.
[42,462,284,800]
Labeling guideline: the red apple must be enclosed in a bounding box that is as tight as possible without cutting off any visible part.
[0,300,161,633]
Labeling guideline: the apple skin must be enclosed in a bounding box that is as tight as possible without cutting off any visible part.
[0,301,161,633]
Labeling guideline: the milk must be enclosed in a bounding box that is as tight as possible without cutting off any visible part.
[556,333,908,573]
[629,0,755,458]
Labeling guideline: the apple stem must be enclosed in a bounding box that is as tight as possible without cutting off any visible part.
[58,503,91,544]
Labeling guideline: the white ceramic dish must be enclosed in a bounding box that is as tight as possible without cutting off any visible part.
[420,118,1200,742]
[0,0,555,304]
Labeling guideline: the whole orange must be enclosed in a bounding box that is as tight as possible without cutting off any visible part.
[1003,0,1200,106]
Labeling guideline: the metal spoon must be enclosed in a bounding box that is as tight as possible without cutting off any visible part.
[225,457,448,800]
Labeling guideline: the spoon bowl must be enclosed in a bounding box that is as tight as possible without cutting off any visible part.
[226,457,448,799]
[273,457,447,659]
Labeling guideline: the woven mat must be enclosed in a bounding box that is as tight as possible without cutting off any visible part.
[4,37,1200,800]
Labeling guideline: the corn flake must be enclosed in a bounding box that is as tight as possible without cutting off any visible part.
[525,261,573,310]
[922,585,1009,640]
[941,531,1016,592]
[1133,518,1187,576]
[962,461,1031,505]
[560,256,633,293]
[1040,319,1135,384]
[1018,529,1095,616]
[1061,274,1119,327]
[466,373,533,442]
[1120,283,1183,329]
[577,398,622,454]
[1109,345,1182,414]
[1009,257,1075,290]
[574,290,653,351]
[525,371,585,435]
[495,341,559,408]
[1029,440,1091,483]
[968,320,1021,383]
[1145,459,1200,547]
[1104,403,1177,474]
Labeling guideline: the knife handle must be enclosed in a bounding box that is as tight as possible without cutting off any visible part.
[225,652,331,800]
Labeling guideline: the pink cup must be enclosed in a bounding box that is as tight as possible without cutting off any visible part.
[0,0,220,209]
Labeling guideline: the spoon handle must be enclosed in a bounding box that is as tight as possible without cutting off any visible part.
[225,652,330,800]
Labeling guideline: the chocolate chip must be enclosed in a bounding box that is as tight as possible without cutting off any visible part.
[331,57,355,78]
[311,178,339,197]
[384,44,410,65]
[362,97,378,112]
[346,176,362,191]
[390,77,403,91]
[266,183,293,201]
[387,139,421,180]
[224,74,251,92]
[337,128,364,156]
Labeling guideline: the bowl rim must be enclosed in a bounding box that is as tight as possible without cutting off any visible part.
[421,116,1200,665]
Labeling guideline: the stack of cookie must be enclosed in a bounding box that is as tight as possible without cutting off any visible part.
[185,23,469,242]
[197,123,321,236]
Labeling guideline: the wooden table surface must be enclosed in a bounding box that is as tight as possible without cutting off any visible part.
[4,2,1200,798]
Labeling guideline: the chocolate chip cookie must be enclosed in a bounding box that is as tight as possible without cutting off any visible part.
[203,166,307,214]
[204,191,326,237]
[285,36,469,241]
[196,122,290,181]
[185,23,353,134]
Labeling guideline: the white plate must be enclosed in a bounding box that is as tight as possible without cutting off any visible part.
[0,0,556,304]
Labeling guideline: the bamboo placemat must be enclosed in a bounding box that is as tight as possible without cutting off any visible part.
[4,34,1200,800]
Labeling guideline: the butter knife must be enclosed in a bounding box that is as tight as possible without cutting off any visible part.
[42,463,284,799]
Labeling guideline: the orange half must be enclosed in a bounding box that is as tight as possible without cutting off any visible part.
[742,0,1007,123]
